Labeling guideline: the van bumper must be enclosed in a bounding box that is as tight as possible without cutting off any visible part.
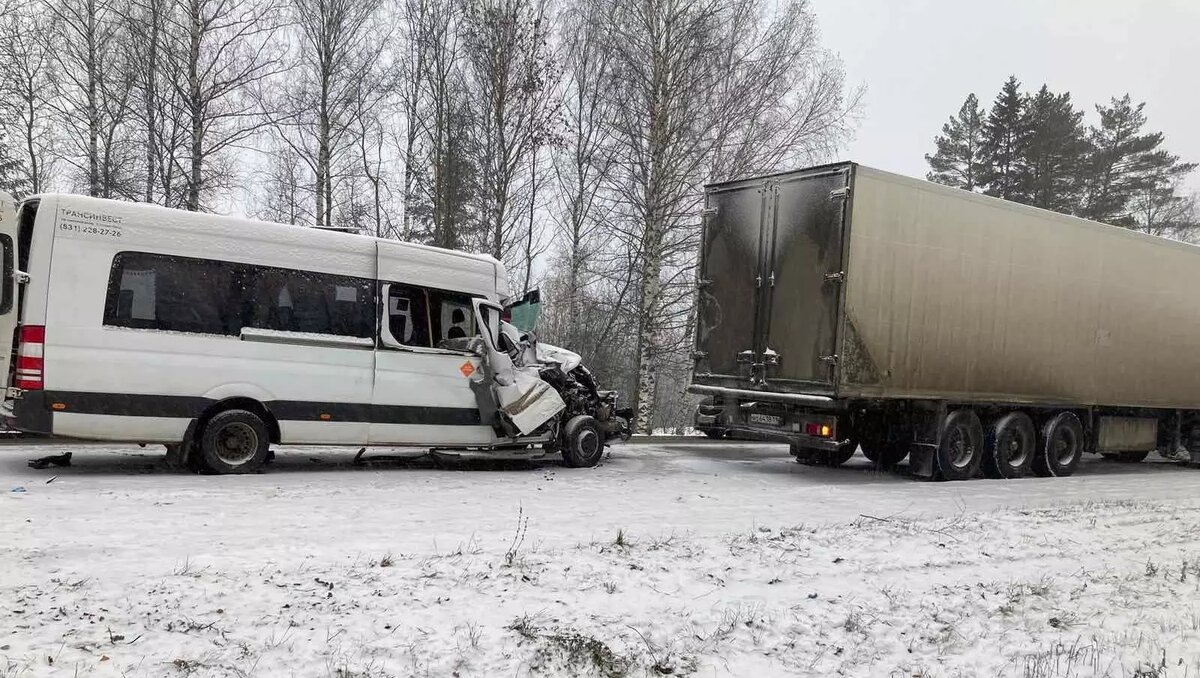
[5,391,52,434]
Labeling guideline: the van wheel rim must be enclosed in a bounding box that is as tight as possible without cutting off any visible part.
[948,425,974,469]
[578,429,599,458]
[216,423,259,465]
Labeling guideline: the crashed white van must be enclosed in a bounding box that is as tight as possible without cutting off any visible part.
[0,193,630,473]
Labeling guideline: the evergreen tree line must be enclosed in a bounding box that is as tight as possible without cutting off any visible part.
[926,76,1196,239]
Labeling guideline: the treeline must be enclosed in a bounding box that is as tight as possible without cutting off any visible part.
[926,76,1196,239]
[0,0,860,431]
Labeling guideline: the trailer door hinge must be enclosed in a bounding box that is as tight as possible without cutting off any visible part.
[702,207,718,217]
[830,187,851,200]
[736,350,755,364]
[696,278,713,289]
[691,350,708,360]
[819,354,840,365]
[824,271,845,283]
[13,270,30,284]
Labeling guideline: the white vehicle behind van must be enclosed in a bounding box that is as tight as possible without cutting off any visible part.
[0,193,630,473]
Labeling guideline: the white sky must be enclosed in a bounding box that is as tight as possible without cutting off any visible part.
[809,0,1200,194]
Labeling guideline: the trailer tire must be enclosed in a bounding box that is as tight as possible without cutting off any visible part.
[1033,412,1084,477]
[936,409,984,481]
[561,415,604,468]
[197,409,270,474]
[861,438,908,467]
[983,412,1035,479]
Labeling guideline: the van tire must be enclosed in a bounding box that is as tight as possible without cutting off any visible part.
[198,409,270,474]
[561,415,604,468]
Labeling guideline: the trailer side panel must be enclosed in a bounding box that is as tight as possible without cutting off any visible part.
[841,166,1200,409]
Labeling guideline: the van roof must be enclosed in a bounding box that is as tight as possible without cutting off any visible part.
[32,193,506,270]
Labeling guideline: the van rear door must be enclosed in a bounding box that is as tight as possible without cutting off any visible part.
[0,193,18,388]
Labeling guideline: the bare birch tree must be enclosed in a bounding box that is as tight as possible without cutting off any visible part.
[267,0,387,228]
[460,0,557,276]
[45,0,139,197]
[595,0,858,431]
[0,6,56,194]
[163,0,282,211]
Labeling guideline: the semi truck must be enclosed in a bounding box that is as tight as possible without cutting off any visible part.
[688,162,1200,480]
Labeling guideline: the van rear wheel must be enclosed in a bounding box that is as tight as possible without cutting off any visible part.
[198,409,270,474]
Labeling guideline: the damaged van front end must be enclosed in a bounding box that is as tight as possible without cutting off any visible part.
[455,295,631,467]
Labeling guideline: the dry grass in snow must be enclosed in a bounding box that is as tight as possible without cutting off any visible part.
[3,499,1200,677]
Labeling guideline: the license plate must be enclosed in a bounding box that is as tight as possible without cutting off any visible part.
[749,413,782,426]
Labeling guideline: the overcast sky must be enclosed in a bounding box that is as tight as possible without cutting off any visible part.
[809,0,1200,194]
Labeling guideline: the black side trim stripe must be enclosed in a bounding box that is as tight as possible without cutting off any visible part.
[41,391,482,426]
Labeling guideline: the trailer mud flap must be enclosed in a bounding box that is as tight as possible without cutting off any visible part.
[907,403,946,479]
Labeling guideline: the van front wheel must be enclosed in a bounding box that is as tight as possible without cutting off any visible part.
[199,409,270,474]
[561,415,604,468]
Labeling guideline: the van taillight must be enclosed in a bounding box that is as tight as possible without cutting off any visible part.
[15,325,44,390]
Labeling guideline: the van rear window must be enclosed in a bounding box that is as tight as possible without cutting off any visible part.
[103,252,375,339]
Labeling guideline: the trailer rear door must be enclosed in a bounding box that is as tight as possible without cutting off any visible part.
[695,165,850,391]
[761,168,850,389]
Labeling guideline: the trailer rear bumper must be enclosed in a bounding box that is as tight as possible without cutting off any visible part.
[688,383,843,450]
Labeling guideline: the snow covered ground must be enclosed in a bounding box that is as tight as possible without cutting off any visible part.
[2,441,1199,677]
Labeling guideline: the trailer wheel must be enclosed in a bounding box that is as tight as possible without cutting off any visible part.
[936,410,984,481]
[561,415,604,468]
[983,412,1035,479]
[197,409,270,474]
[1033,412,1083,477]
[861,438,908,467]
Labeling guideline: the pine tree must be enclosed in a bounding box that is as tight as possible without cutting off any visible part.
[0,130,29,197]
[978,76,1030,200]
[925,93,986,190]
[1019,85,1088,213]
[1081,95,1197,227]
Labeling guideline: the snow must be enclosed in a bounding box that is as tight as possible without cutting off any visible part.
[2,441,1199,676]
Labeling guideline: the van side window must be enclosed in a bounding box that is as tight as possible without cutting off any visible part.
[104,252,374,339]
[429,291,476,344]
[105,252,235,334]
[385,284,431,347]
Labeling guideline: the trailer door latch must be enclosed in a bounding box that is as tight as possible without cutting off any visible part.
[830,187,851,200]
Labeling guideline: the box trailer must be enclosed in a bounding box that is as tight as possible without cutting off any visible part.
[688,162,1200,479]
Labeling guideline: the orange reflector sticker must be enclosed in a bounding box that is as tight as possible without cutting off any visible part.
[460,361,476,378]
[51,402,67,411]
[319,413,332,421]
